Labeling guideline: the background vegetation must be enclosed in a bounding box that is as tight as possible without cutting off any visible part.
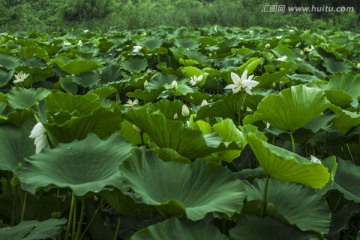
[0,0,359,32]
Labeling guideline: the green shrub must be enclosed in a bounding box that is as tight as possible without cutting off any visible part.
[62,0,118,21]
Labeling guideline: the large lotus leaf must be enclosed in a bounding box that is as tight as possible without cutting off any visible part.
[287,74,320,83]
[324,89,353,107]
[238,57,262,74]
[174,38,200,49]
[229,214,318,240]
[325,74,360,101]
[121,57,148,72]
[126,88,163,102]
[244,85,330,132]
[120,149,246,221]
[130,218,228,240]
[17,133,134,196]
[331,159,360,203]
[245,178,331,234]
[60,59,102,75]
[138,37,163,50]
[323,57,351,74]
[245,132,330,188]
[123,107,241,159]
[329,105,360,133]
[0,218,66,240]
[0,53,20,70]
[196,92,246,120]
[72,72,100,87]
[0,120,35,171]
[18,46,49,61]
[0,69,14,87]
[7,88,51,110]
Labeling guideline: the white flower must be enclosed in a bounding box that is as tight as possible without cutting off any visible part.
[144,80,149,87]
[29,122,48,154]
[189,75,203,86]
[356,63,360,69]
[77,40,83,46]
[304,45,314,52]
[181,105,190,116]
[171,80,178,90]
[224,70,259,95]
[277,56,288,62]
[133,45,142,53]
[124,99,139,107]
[310,155,321,164]
[13,71,29,84]
[174,113,178,119]
[266,123,270,128]
[276,35,282,39]
[83,29,89,33]
[200,99,209,107]
[63,40,71,46]
[265,43,270,48]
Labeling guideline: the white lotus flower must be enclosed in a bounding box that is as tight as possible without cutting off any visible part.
[124,99,139,107]
[265,43,270,48]
[29,122,48,154]
[356,63,360,69]
[200,99,209,107]
[77,40,83,46]
[133,45,142,53]
[83,29,89,33]
[174,113,178,119]
[277,56,288,62]
[189,75,203,86]
[13,71,29,84]
[171,80,178,90]
[181,105,190,116]
[224,70,259,95]
[276,35,282,39]
[304,45,314,52]
[310,155,321,164]
[63,40,71,46]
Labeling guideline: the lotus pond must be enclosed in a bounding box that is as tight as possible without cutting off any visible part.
[0,26,360,239]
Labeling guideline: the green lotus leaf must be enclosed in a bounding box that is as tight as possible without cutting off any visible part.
[138,37,163,50]
[331,159,360,203]
[185,50,210,66]
[130,218,228,240]
[329,105,360,133]
[72,72,100,87]
[0,69,14,87]
[147,99,183,120]
[324,89,353,107]
[0,218,67,240]
[88,86,117,100]
[17,133,134,196]
[244,85,330,132]
[60,59,102,75]
[123,107,241,159]
[120,149,246,221]
[0,120,35,172]
[18,46,49,61]
[325,74,360,101]
[174,38,200,49]
[245,132,330,188]
[323,57,351,74]
[287,74,319,83]
[255,70,287,88]
[245,178,331,234]
[7,88,51,110]
[121,57,148,72]
[229,214,318,240]
[59,76,78,95]
[0,53,20,70]
[127,88,163,102]
[196,92,246,120]
[238,57,262,74]
[40,92,122,143]
[14,65,55,87]
[272,44,295,58]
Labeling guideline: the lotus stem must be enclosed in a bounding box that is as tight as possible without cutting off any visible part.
[113,215,121,240]
[260,175,270,218]
[79,198,105,240]
[75,198,86,240]
[71,195,78,240]
[20,192,27,222]
[11,186,17,225]
[289,132,295,153]
[65,192,76,240]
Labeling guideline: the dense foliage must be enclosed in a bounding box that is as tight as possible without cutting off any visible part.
[0,26,359,239]
[0,0,358,32]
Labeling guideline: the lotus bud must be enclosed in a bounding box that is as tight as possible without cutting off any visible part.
[171,80,178,90]
[265,43,270,48]
[181,105,190,116]
[200,99,209,107]
[174,113,178,119]
[144,80,149,87]
[310,155,321,164]
[357,63,360,69]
